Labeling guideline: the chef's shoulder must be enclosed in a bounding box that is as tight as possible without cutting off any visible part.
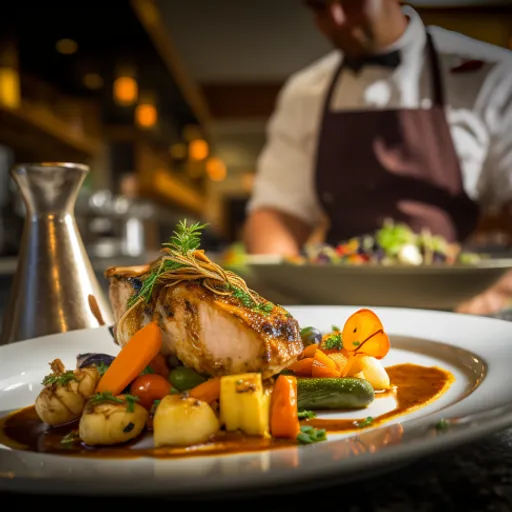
[428,26,512,110]
[275,50,340,110]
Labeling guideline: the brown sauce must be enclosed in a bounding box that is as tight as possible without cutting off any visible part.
[0,363,454,459]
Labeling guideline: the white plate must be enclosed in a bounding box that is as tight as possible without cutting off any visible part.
[1,306,512,497]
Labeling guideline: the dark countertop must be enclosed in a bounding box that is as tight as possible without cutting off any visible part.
[3,427,512,510]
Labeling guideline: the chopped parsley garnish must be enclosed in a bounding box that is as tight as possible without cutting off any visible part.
[228,284,274,315]
[356,416,374,428]
[94,361,109,376]
[332,325,341,332]
[89,392,139,412]
[435,419,449,432]
[352,341,361,347]
[298,410,317,420]
[297,425,327,444]
[323,332,343,350]
[61,431,80,444]
[42,371,77,387]
[300,326,315,337]
[124,395,139,413]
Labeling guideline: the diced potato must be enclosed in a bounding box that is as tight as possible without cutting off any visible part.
[220,373,270,437]
[349,355,391,390]
[153,395,220,447]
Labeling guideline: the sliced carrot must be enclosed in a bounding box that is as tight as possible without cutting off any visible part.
[188,377,221,404]
[270,375,300,439]
[148,353,170,378]
[328,352,348,374]
[288,357,314,376]
[299,344,318,360]
[312,350,341,378]
[96,322,163,395]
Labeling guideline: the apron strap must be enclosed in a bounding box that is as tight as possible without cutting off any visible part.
[321,29,446,113]
[425,31,445,107]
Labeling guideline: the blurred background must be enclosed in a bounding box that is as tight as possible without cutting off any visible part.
[0,0,510,318]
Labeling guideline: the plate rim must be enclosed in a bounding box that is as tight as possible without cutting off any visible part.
[247,257,512,273]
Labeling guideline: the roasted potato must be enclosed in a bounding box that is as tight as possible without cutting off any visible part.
[79,394,148,446]
[153,395,220,447]
[348,355,391,390]
[220,373,270,437]
[35,359,100,426]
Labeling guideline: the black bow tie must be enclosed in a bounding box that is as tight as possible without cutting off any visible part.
[343,50,402,73]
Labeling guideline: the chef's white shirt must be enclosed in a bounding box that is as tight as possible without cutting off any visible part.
[247,6,512,228]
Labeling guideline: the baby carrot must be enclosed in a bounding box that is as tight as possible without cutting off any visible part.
[96,322,163,395]
[188,377,221,404]
[270,375,300,439]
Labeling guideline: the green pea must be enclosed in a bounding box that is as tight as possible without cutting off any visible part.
[168,366,207,391]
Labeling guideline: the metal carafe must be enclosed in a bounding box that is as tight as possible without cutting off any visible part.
[0,162,113,344]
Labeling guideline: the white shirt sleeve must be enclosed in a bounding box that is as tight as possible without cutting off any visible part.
[476,60,512,211]
[246,78,323,227]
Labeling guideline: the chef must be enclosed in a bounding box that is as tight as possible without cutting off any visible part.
[243,0,512,314]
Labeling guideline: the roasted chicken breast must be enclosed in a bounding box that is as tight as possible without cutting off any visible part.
[106,268,303,379]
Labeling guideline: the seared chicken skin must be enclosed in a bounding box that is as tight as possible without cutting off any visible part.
[106,267,303,379]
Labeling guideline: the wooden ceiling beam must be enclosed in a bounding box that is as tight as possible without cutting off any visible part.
[131,0,212,126]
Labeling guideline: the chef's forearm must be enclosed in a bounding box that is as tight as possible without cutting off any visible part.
[494,269,512,297]
[243,209,312,256]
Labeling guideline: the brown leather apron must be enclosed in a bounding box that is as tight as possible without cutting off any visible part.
[315,32,480,245]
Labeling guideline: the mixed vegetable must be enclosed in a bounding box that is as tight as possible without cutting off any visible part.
[33,308,392,449]
[289,220,481,266]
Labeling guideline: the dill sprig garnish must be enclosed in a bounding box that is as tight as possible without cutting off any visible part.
[162,220,208,255]
[124,219,273,315]
[42,371,77,387]
[127,259,183,308]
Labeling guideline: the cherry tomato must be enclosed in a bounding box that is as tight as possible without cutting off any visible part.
[129,374,172,410]
[148,353,170,378]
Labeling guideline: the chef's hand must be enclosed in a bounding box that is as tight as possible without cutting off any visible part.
[455,270,512,315]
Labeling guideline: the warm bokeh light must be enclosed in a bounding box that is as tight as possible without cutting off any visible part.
[56,38,78,55]
[0,67,20,108]
[206,157,227,182]
[189,139,209,161]
[114,76,138,106]
[83,73,103,90]
[135,103,157,129]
